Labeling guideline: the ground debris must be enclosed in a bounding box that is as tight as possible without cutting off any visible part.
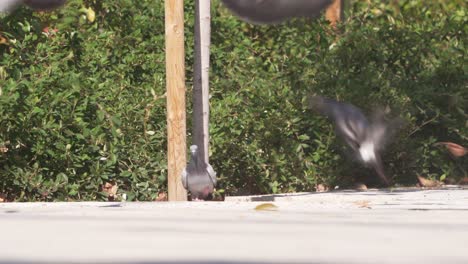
[102,182,118,201]
[354,183,368,191]
[254,203,278,211]
[155,192,168,202]
[417,175,442,188]
[434,142,467,158]
[315,184,329,192]
[353,200,372,209]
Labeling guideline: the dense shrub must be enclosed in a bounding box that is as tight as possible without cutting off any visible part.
[209,0,466,194]
[0,0,466,200]
[0,0,168,201]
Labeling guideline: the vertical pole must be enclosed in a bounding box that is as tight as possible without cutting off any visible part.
[325,0,343,27]
[193,0,211,164]
[165,0,187,201]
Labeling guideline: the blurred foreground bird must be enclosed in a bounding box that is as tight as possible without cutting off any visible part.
[310,96,402,186]
[0,0,66,13]
[181,145,217,200]
[221,0,333,24]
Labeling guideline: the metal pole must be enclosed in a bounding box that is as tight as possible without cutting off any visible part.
[193,0,211,164]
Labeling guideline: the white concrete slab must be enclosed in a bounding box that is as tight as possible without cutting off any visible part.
[0,187,467,264]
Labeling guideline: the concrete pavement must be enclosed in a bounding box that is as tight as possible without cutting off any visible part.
[0,186,467,264]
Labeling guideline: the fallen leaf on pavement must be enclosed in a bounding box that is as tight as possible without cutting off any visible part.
[354,183,368,191]
[254,203,278,211]
[443,177,457,185]
[102,182,118,201]
[155,192,168,202]
[315,184,329,192]
[459,178,468,185]
[416,175,441,188]
[353,200,372,209]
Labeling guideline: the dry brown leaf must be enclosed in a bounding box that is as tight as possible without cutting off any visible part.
[102,182,118,201]
[315,184,329,192]
[0,35,8,45]
[443,177,457,185]
[155,192,168,202]
[416,175,441,188]
[459,178,468,185]
[0,194,7,203]
[254,203,278,211]
[353,200,372,209]
[434,142,467,158]
[354,183,368,191]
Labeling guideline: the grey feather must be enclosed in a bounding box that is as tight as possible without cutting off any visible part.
[0,0,21,12]
[311,96,401,185]
[0,0,66,13]
[181,168,188,189]
[181,145,217,200]
[221,0,333,25]
[24,0,66,11]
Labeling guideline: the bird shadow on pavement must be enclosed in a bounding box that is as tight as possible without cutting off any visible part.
[246,186,467,201]
[0,261,324,264]
[338,186,466,196]
[246,189,422,201]
[249,192,317,201]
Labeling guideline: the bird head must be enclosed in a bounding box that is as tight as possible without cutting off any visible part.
[189,145,198,155]
[189,145,200,167]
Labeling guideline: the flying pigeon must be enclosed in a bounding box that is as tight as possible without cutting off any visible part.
[310,96,401,185]
[181,145,217,200]
[221,0,333,25]
[0,0,66,13]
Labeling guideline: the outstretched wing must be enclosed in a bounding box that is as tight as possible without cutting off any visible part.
[0,0,21,12]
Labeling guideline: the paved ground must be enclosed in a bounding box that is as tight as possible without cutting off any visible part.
[0,186,467,264]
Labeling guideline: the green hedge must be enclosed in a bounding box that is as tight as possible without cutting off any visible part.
[0,0,466,201]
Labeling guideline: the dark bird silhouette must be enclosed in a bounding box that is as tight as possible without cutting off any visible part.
[310,96,401,186]
[0,0,66,13]
[181,145,217,200]
[221,0,333,25]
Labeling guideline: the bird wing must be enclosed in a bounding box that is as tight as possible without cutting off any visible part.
[369,110,404,151]
[206,163,217,186]
[181,168,188,189]
[0,0,21,12]
[221,0,332,25]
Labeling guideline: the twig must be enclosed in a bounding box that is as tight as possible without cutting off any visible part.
[407,112,439,137]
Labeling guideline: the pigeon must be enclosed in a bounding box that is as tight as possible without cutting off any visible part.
[221,0,333,25]
[0,0,66,13]
[181,145,217,200]
[310,96,401,185]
